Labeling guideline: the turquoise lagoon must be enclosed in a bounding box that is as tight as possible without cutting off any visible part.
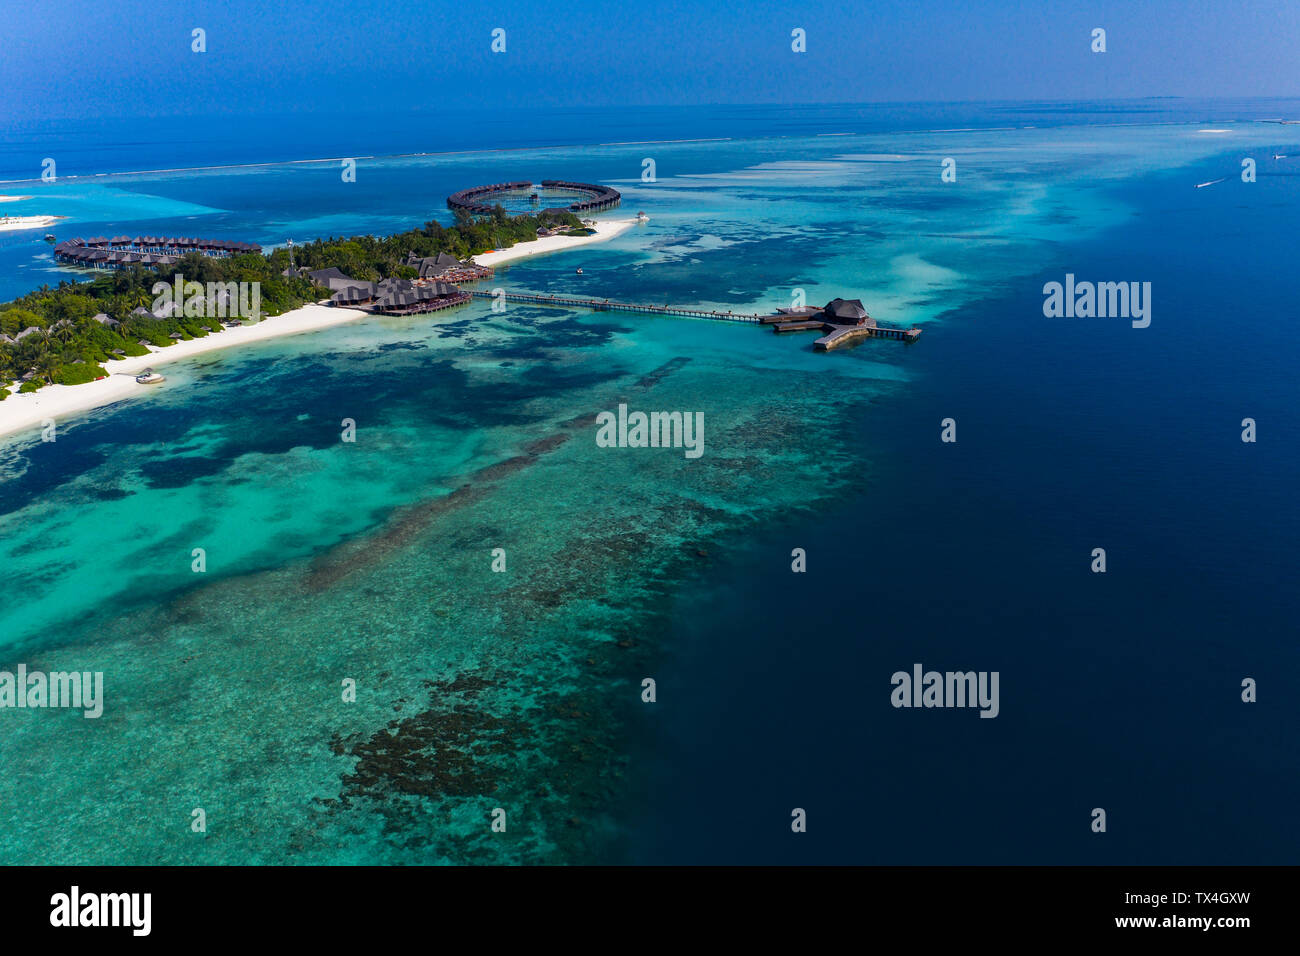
[2,113,1298,863]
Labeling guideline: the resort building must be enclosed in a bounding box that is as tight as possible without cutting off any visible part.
[302,267,354,287]
[328,276,470,316]
[401,251,490,282]
[287,255,489,293]
[819,298,875,327]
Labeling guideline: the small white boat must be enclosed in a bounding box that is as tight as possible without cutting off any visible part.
[576,268,583,275]
[135,368,165,385]
[636,211,649,222]
[1194,178,1226,189]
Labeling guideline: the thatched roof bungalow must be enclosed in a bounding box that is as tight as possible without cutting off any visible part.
[820,298,874,327]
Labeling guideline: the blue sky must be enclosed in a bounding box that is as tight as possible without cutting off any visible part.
[5,0,1299,119]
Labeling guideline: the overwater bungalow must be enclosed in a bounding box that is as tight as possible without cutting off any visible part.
[448,179,620,216]
[330,283,377,307]
[53,235,261,269]
[820,298,875,327]
[540,180,621,212]
[447,180,533,214]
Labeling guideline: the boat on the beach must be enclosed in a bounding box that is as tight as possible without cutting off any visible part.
[636,211,649,222]
[135,368,165,385]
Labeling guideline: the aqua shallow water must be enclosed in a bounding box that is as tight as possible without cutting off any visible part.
[0,302,881,863]
[2,110,1298,863]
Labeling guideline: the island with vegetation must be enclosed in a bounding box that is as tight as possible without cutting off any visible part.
[0,207,592,400]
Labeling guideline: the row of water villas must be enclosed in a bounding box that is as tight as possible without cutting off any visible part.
[446,179,621,215]
[53,236,262,269]
[541,180,621,212]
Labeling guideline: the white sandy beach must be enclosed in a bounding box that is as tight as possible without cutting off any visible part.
[0,218,644,440]
[0,302,367,440]
[0,195,33,203]
[0,215,63,233]
[473,217,638,267]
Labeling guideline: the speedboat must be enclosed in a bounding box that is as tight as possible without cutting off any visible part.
[135,368,165,385]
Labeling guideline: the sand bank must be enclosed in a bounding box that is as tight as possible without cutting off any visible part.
[0,302,367,440]
[473,218,638,268]
[0,215,63,233]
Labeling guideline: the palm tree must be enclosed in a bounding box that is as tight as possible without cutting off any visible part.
[31,345,59,386]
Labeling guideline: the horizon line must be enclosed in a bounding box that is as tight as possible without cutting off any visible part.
[4,114,1297,186]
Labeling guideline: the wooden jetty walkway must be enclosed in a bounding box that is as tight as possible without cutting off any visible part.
[463,290,922,348]
[765,302,922,347]
[770,317,921,347]
[812,324,920,349]
[466,290,765,323]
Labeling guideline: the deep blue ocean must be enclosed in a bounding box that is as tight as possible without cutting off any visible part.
[1,100,1297,864]
[631,150,1300,864]
[5,97,1298,182]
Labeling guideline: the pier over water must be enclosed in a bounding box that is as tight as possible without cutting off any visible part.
[467,290,764,322]
[464,291,922,346]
